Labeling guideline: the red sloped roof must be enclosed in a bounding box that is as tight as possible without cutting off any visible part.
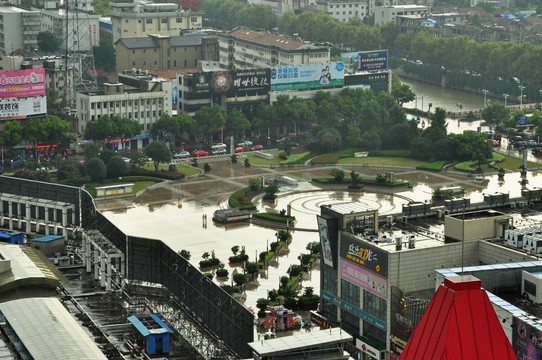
[400,276,516,360]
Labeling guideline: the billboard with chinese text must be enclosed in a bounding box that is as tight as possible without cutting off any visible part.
[340,258,388,298]
[340,232,388,277]
[270,62,344,91]
[210,69,270,97]
[0,68,46,99]
[341,50,388,73]
[0,97,46,119]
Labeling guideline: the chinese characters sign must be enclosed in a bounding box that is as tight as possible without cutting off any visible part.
[341,50,388,73]
[0,69,46,99]
[210,69,270,96]
[340,258,387,298]
[0,97,46,119]
[270,62,344,91]
[340,232,387,277]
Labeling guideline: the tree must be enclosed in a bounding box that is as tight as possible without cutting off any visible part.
[37,31,59,53]
[385,123,411,149]
[264,183,280,199]
[472,150,487,172]
[316,128,341,152]
[303,287,314,297]
[345,124,361,149]
[130,152,148,167]
[410,137,433,161]
[151,114,180,141]
[46,88,68,112]
[391,82,415,105]
[107,156,128,178]
[448,131,492,161]
[92,0,110,15]
[231,246,240,256]
[359,130,381,150]
[288,264,304,278]
[226,109,251,139]
[0,120,23,148]
[84,143,101,160]
[350,171,362,187]
[256,298,269,313]
[41,116,74,145]
[84,157,107,182]
[178,249,191,260]
[93,41,116,72]
[482,102,510,130]
[144,141,171,171]
[194,104,226,143]
[278,137,294,155]
[56,160,83,180]
[233,273,247,286]
[280,275,289,288]
[329,168,345,182]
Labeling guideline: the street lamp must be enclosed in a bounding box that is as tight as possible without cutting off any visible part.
[503,94,509,107]
[482,89,489,108]
[519,85,525,110]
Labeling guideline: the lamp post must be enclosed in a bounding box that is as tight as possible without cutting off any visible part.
[503,93,509,107]
[519,85,525,110]
[482,89,489,108]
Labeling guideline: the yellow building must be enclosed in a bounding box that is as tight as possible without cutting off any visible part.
[110,1,203,43]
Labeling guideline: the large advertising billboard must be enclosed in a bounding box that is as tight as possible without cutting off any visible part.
[341,50,388,73]
[210,69,270,97]
[344,71,390,95]
[513,318,542,359]
[340,258,387,298]
[0,97,46,119]
[340,232,388,277]
[270,62,344,91]
[0,68,46,98]
[317,215,334,267]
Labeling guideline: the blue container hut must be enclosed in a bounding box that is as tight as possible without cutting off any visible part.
[127,314,173,355]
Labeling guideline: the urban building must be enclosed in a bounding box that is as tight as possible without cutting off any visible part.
[76,69,172,143]
[39,8,101,51]
[115,33,218,72]
[374,5,429,26]
[99,16,113,44]
[316,0,372,23]
[0,6,40,56]
[217,28,330,70]
[316,202,539,359]
[247,0,310,17]
[109,0,203,44]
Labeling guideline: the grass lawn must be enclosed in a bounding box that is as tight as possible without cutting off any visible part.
[86,178,162,198]
[245,150,310,166]
[143,163,201,176]
[455,153,539,173]
[338,156,428,167]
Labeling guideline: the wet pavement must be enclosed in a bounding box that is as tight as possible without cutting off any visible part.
[96,154,542,315]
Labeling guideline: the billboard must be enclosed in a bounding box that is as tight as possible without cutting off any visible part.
[341,50,388,73]
[317,215,334,267]
[340,258,388,298]
[340,232,388,277]
[210,69,270,97]
[0,97,46,119]
[270,62,344,91]
[0,68,46,98]
[513,318,542,359]
[344,71,390,95]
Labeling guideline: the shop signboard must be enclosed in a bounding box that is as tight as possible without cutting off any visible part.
[341,50,388,73]
[340,232,388,277]
[0,68,46,98]
[210,69,270,96]
[270,62,344,91]
[356,338,385,360]
[0,96,46,119]
[340,258,387,298]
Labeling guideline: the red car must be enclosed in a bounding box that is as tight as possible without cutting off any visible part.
[234,146,245,153]
[192,149,209,157]
[250,144,264,151]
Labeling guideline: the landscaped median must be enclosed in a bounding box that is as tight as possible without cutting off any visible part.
[453,152,538,173]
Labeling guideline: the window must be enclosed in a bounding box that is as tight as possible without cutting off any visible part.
[125,19,128,23]
[323,268,337,294]
[191,17,197,22]
[138,19,141,23]
[176,18,183,23]
[132,50,135,54]
[154,49,157,53]
[146,19,152,24]
[363,290,386,321]
[161,18,167,23]
[341,279,360,306]
[91,103,95,109]
[132,61,135,66]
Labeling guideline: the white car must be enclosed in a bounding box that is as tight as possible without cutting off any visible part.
[173,151,190,159]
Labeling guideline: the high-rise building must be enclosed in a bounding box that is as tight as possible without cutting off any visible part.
[0,6,40,56]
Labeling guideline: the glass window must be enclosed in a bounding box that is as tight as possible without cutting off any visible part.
[341,279,360,306]
[322,298,337,323]
[191,17,197,22]
[161,18,167,23]
[146,19,152,24]
[341,310,359,335]
[176,18,183,23]
[323,268,337,294]
[363,321,386,344]
[363,290,386,321]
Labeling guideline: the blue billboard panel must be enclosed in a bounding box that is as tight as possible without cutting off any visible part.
[341,50,388,73]
[270,62,344,91]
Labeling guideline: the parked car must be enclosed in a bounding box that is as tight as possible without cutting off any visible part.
[211,143,227,151]
[192,149,209,157]
[488,139,500,147]
[173,151,190,159]
[250,144,264,151]
[237,140,253,148]
[211,148,227,155]
[234,146,245,153]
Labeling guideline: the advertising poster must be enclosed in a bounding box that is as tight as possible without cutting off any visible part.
[0,97,46,119]
[0,68,46,99]
[210,69,270,97]
[341,50,388,73]
[513,318,542,359]
[270,62,344,91]
[340,258,387,298]
[317,215,334,267]
[340,232,388,277]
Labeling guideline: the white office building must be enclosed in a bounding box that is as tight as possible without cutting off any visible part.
[40,8,101,51]
[0,6,40,56]
[374,4,429,26]
[316,0,373,22]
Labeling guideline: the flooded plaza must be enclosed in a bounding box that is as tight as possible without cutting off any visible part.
[96,155,542,313]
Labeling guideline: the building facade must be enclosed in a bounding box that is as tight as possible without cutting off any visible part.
[374,5,429,26]
[316,0,372,23]
[0,6,40,56]
[40,8,101,51]
[218,28,330,70]
[76,69,172,136]
[110,1,203,44]
[115,33,218,72]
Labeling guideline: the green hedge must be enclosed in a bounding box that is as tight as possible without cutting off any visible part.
[228,188,257,210]
[416,161,449,171]
[252,212,295,223]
